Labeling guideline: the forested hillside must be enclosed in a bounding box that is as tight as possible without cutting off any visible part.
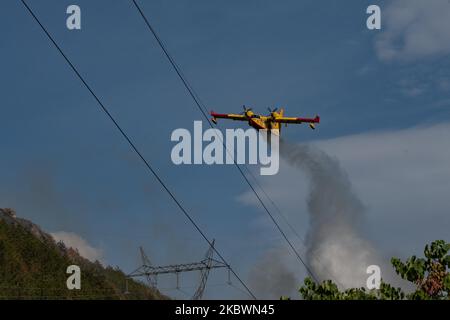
[0,208,166,300]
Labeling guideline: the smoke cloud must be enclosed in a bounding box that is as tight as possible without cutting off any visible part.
[51,231,104,263]
[248,248,299,299]
[279,141,381,289]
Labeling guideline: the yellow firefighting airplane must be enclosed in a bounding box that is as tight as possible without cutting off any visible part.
[210,106,320,135]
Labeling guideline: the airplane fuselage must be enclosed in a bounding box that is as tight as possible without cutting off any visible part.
[247,115,281,131]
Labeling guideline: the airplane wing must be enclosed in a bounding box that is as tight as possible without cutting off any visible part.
[274,115,320,128]
[274,115,320,124]
[210,112,247,124]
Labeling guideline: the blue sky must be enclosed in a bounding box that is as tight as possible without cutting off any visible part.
[1,0,450,299]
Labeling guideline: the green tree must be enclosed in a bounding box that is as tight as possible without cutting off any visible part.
[298,240,449,300]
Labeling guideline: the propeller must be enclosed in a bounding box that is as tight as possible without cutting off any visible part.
[268,107,278,113]
[241,105,252,114]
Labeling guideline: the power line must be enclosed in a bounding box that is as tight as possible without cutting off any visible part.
[20,0,256,300]
[131,0,319,282]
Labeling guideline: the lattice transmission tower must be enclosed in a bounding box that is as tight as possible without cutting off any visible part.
[127,240,230,299]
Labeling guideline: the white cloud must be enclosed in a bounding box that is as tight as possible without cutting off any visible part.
[376,0,450,61]
[51,231,104,262]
